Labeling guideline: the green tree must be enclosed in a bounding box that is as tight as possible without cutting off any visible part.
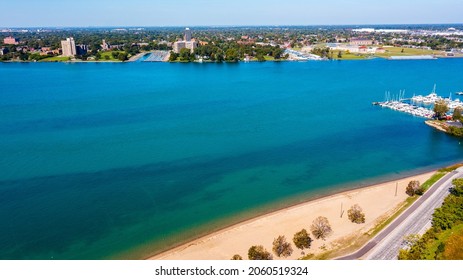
[347,204,366,224]
[293,229,312,253]
[447,126,463,137]
[118,52,128,61]
[179,48,192,62]
[272,235,293,258]
[231,254,243,260]
[433,100,449,119]
[451,178,463,196]
[225,48,239,62]
[248,245,273,260]
[337,51,342,58]
[215,52,224,62]
[310,216,332,240]
[453,107,463,121]
[406,180,422,196]
[256,53,265,62]
[168,51,178,62]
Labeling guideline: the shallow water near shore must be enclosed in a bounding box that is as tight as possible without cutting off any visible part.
[0,59,462,259]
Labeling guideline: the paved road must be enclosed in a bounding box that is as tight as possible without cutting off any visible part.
[337,169,462,260]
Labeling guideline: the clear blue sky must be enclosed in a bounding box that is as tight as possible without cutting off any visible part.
[1,0,462,27]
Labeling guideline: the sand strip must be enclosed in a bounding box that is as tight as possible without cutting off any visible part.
[150,171,434,260]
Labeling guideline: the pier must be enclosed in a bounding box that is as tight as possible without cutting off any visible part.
[376,100,434,118]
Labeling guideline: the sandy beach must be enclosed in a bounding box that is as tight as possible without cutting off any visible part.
[150,171,435,260]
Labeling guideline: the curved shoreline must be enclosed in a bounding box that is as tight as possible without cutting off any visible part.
[148,170,436,260]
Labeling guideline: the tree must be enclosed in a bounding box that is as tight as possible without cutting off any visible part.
[117,52,128,61]
[272,235,293,258]
[168,51,178,62]
[451,178,463,196]
[442,232,463,259]
[347,204,366,224]
[225,48,238,62]
[293,229,312,253]
[310,216,332,240]
[231,254,243,260]
[453,107,463,121]
[179,48,192,62]
[248,245,273,260]
[337,51,342,58]
[406,180,422,196]
[433,100,448,119]
[215,52,224,62]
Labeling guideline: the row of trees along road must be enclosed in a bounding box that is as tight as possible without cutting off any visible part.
[232,205,366,260]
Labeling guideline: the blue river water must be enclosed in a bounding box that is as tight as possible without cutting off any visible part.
[0,59,462,259]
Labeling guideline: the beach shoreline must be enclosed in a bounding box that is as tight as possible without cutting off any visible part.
[149,170,436,260]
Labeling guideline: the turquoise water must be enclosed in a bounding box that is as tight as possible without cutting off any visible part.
[1,59,463,259]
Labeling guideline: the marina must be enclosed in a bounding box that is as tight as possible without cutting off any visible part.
[375,85,463,119]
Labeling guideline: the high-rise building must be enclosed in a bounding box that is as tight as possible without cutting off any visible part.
[61,37,76,57]
[173,28,197,54]
[184,28,192,41]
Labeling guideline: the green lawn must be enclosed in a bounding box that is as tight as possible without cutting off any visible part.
[263,55,275,61]
[99,51,125,61]
[39,56,71,62]
[375,46,442,58]
[332,51,368,60]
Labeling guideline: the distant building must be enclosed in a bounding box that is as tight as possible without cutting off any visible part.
[375,47,386,54]
[76,44,88,55]
[173,28,197,53]
[358,46,368,53]
[237,36,255,45]
[173,40,197,53]
[61,37,77,57]
[173,41,186,53]
[3,36,18,45]
[184,28,192,41]
[350,38,373,46]
[101,39,110,50]
[0,47,8,55]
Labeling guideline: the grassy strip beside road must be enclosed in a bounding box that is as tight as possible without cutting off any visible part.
[368,171,448,238]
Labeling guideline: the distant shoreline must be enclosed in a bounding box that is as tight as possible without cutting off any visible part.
[2,55,463,64]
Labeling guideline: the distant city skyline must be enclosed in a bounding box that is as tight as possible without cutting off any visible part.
[1,0,462,27]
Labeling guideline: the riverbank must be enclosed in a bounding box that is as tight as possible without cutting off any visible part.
[150,171,435,260]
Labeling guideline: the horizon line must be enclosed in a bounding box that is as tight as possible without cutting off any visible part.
[2,23,463,29]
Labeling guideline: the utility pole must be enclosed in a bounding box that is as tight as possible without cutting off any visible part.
[340,202,344,218]
[395,182,398,197]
